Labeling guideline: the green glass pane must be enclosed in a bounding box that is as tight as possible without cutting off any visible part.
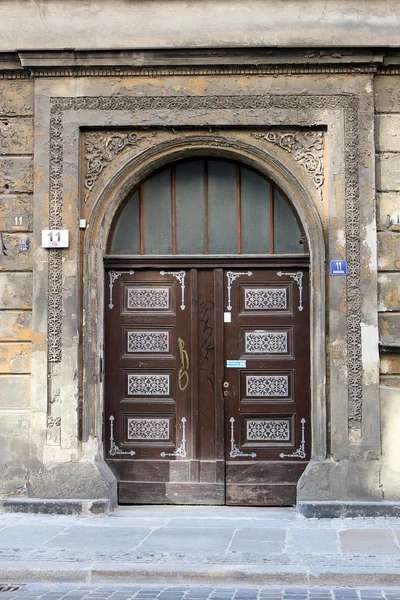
[143,168,172,254]
[109,190,140,254]
[176,161,205,254]
[274,190,305,254]
[208,160,237,254]
[241,166,270,254]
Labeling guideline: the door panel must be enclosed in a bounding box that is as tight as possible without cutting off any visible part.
[105,264,310,506]
[105,268,225,505]
[223,268,310,506]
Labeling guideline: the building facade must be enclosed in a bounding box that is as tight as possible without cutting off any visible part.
[0,1,399,516]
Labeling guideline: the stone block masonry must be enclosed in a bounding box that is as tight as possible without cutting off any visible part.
[0,79,34,497]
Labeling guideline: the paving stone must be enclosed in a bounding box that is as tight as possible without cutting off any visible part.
[340,529,400,554]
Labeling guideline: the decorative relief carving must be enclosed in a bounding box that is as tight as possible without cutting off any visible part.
[252,130,324,201]
[245,288,287,310]
[46,415,61,446]
[246,419,290,441]
[246,375,289,397]
[49,93,362,432]
[127,331,169,353]
[128,418,170,440]
[128,374,170,396]
[245,331,288,354]
[128,288,169,310]
[85,132,141,199]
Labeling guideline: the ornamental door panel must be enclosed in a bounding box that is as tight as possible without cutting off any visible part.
[223,267,310,505]
[104,267,225,505]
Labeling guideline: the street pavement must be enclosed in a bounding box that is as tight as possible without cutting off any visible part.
[0,506,399,587]
[0,583,400,600]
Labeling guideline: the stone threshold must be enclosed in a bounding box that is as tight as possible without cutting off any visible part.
[298,501,400,518]
[0,498,110,516]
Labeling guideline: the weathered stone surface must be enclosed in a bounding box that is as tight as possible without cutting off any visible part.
[375,77,400,114]
[0,342,31,373]
[376,154,400,192]
[0,411,30,495]
[378,232,400,271]
[381,383,400,500]
[380,375,400,388]
[340,529,400,554]
[0,157,33,194]
[380,355,400,375]
[0,117,34,155]
[0,374,31,407]
[376,193,400,232]
[0,311,32,342]
[379,313,400,345]
[0,233,32,271]
[0,273,32,309]
[27,461,112,500]
[378,273,400,312]
[375,115,400,153]
[0,81,34,117]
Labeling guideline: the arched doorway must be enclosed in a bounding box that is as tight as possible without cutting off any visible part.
[104,158,310,505]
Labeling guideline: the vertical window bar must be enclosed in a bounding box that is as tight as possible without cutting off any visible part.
[139,185,145,255]
[204,160,210,254]
[236,165,242,254]
[269,183,275,253]
[171,166,177,254]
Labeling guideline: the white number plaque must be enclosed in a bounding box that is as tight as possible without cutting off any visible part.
[41,230,70,249]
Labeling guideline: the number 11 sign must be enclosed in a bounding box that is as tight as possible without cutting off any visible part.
[330,260,347,275]
[41,230,70,248]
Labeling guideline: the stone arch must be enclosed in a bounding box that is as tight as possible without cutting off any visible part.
[82,134,326,475]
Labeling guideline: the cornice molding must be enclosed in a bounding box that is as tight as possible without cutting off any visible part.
[0,65,382,79]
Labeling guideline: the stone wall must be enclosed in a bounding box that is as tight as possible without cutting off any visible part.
[0,62,398,510]
[0,80,34,495]
[375,76,400,499]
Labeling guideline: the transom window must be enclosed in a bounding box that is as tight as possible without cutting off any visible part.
[109,159,306,255]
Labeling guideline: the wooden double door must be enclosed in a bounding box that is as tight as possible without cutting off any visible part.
[104,260,310,505]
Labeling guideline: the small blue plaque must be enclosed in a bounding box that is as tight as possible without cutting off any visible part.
[330,260,347,275]
[226,360,247,368]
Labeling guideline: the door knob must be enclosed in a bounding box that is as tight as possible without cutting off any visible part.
[223,381,230,388]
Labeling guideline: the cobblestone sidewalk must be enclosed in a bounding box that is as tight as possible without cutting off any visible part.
[1,584,400,600]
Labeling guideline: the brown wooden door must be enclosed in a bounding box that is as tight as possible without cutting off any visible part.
[222,267,310,506]
[104,262,310,506]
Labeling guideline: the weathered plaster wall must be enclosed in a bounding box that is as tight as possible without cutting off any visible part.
[0,0,398,50]
[0,80,34,495]
[374,76,400,500]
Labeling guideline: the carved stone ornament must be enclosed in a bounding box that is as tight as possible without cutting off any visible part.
[84,132,142,199]
[252,131,324,201]
[48,94,362,429]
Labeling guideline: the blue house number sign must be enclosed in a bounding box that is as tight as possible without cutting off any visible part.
[330,260,347,275]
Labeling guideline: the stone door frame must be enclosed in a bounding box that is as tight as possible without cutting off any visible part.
[31,74,379,503]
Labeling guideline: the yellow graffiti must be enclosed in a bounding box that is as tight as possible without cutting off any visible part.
[178,337,189,391]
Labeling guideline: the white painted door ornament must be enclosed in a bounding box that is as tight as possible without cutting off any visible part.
[226,271,253,311]
[277,271,304,312]
[160,270,186,310]
[108,270,135,309]
[279,418,306,459]
[229,417,257,458]
[160,417,187,458]
[109,415,136,457]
